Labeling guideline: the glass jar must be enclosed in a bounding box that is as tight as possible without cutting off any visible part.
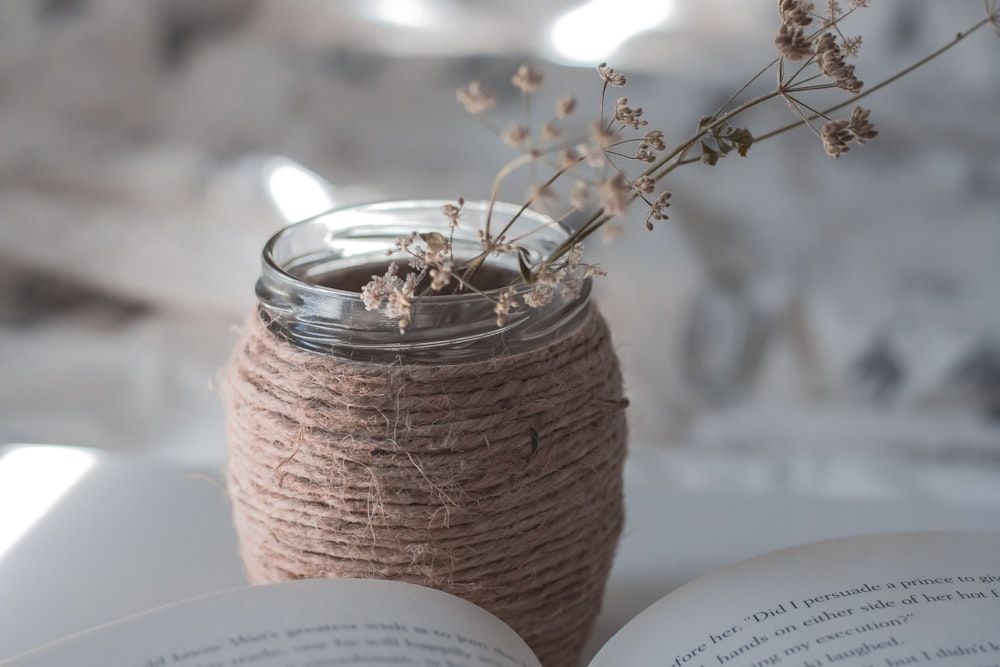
[224,199,626,667]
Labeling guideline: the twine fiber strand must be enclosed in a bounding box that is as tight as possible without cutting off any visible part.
[222,304,627,667]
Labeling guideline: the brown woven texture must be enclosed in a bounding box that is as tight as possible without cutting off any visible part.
[222,304,628,667]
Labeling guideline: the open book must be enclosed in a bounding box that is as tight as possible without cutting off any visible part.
[4,531,998,667]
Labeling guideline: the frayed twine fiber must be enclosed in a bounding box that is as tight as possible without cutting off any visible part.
[222,304,627,667]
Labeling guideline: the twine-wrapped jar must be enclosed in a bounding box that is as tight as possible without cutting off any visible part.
[222,200,627,667]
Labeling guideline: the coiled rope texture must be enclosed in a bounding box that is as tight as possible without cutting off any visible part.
[222,305,628,667]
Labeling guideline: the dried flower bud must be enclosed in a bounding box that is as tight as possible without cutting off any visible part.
[816,32,863,92]
[541,121,562,142]
[615,97,648,129]
[557,96,577,117]
[578,142,605,168]
[590,121,616,148]
[779,0,814,26]
[429,260,453,292]
[569,181,592,211]
[493,287,519,326]
[524,282,555,308]
[441,198,464,228]
[597,62,627,87]
[633,175,655,194]
[600,173,631,217]
[569,181,591,210]
[501,121,529,147]
[511,65,544,93]
[821,118,853,157]
[848,106,878,144]
[635,143,656,163]
[559,147,584,169]
[527,183,557,213]
[643,130,666,151]
[601,224,624,243]
[651,191,672,218]
[456,81,496,114]
[775,25,815,60]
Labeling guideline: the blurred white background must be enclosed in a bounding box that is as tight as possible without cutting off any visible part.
[1,0,999,504]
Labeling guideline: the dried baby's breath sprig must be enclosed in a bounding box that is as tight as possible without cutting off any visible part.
[362,2,998,332]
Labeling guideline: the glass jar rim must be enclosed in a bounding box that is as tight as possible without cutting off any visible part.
[255,199,592,362]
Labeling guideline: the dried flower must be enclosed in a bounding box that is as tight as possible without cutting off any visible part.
[815,32,863,92]
[614,97,648,129]
[633,174,655,194]
[578,141,605,167]
[456,81,496,115]
[601,224,624,243]
[501,121,529,147]
[380,4,992,332]
[527,183,557,212]
[779,0,814,26]
[600,173,631,217]
[597,62,626,86]
[590,121,617,148]
[820,118,854,157]
[559,147,584,169]
[650,191,672,219]
[643,130,666,151]
[569,180,591,210]
[493,287,519,326]
[429,260,453,292]
[524,280,555,308]
[848,106,878,143]
[511,65,544,93]
[541,121,562,142]
[635,142,656,163]
[441,198,464,229]
[775,24,815,60]
[557,96,577,117]
[361,263,418,331]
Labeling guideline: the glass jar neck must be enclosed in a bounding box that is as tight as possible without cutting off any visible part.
[255,200,592,364]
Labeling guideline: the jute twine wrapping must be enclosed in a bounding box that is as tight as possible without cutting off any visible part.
[222,304,628,667]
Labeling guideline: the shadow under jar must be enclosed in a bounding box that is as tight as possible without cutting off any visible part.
[222,200,628,667]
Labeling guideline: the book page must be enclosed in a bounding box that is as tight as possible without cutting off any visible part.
[590,531,1000,667]
[2,578,541,667]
